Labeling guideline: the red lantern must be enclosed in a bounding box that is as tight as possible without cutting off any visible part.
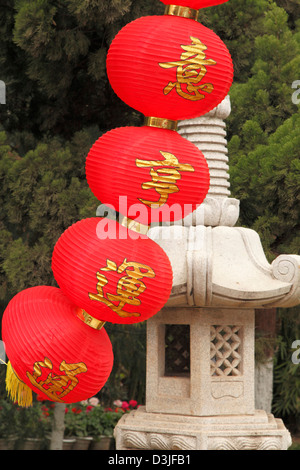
[2,286,113,406]
[85,125,210,225]
[51,218,173,325]
[159,0,229,8]
[106,15,233,121]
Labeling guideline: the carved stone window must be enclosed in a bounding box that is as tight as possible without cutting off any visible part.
[210,325,242,376]
[164,324,190,377]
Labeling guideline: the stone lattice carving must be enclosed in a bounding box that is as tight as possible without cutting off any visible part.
[210,325,242,377]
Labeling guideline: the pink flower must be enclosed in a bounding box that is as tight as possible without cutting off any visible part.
[129,400,138,408]
[86,405,93,413]
[88,397,99,407]
[122,401,129,410]
[113,400,123,408]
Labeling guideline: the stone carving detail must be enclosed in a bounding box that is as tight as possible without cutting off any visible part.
[270,255,300,307]
[122,431,196,451]
[208,437,282,451]
[210,325,242,376]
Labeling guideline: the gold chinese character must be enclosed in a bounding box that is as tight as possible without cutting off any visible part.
[136,151,194,208]
[26,358,87,402]
[89,259,156,318]
[159,36,216,101]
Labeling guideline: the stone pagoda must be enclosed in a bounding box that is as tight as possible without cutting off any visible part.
[114,96,300,451]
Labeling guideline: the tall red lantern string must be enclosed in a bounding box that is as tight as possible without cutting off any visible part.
[1,0,233,407]
[88,1,233,225]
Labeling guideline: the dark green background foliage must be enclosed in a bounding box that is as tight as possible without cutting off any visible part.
[0,0,299,417]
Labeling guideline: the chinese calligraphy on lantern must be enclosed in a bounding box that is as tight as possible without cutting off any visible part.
[26,357,87,402]
[159,36,216,101]
[89,259,156,318]
[136,151,195,208]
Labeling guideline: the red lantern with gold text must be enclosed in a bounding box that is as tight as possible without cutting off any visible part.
[159,1,229,9]
[85,125,210,225]
[2,286,113,406]
[51,218,173,325]
[106,14,233,121]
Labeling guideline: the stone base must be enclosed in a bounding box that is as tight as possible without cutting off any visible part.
[114,407,292,450]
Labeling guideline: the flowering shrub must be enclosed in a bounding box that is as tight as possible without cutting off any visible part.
[64,403,90,437]
[0,396,140,443]
[108,399,138,413]
[64,397,140,438]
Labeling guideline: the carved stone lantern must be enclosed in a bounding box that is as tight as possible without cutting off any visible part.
[114,96,300,451]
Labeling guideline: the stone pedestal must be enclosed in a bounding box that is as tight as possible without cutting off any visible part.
[115,408,291,451]
[114,308,292,450]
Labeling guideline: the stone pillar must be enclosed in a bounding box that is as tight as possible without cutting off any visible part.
[175,95,240,228]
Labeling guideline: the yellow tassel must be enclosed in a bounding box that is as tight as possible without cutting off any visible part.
[5,361,33,407]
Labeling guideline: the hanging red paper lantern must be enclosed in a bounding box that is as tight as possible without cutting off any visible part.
[159,0,229,9]
[2,286,113,406]
[51,218,173,325]
[85,125,210,225]
[106,15,233,121]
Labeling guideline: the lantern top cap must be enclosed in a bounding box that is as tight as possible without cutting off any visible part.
[144,116,178,131]
[159,1,229,9]
[164,5,199,20]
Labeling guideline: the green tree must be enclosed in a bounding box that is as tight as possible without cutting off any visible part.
[0,127,98,306]
[229,110,300,260]
[0,0,164,139]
